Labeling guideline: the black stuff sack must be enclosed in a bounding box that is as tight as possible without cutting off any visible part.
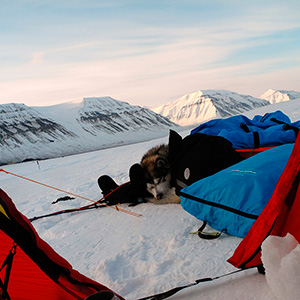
[169,130,244,195]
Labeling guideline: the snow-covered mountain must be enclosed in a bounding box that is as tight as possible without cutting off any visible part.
[260,89,300,104]
[0,97,177,165]
[152,90,270,126]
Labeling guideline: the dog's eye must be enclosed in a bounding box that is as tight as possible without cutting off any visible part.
[154,178,160,184]
[147,183,155,189]
[154,177,165,184]
[156,158,167,169]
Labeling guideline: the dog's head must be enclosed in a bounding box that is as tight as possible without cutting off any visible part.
[140,144,172,200]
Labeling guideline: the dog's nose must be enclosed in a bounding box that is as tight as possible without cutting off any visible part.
[156,194,163,200]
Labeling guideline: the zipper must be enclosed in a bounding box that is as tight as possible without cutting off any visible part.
[180,191,259,220]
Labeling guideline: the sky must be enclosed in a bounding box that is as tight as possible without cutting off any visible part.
[0,0,300,108]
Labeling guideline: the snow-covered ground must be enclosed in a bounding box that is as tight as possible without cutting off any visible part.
[1,100,300,299]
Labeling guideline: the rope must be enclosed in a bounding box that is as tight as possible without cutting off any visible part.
[0,169,142,218]
[137,269,247,300]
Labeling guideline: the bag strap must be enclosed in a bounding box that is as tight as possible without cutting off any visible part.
[253,131,260,148]
[190,221,224,240]
[240,122,250,133]
[240,123,260,148]
[0,243,17,300]
[270,118,299,136]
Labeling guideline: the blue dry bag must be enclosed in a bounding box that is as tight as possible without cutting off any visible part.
[180,143,294,238]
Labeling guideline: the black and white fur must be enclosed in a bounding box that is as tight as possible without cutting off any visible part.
[140,144,180,204]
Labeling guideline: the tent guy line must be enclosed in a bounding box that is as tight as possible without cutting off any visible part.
[0,169,142,218]
[137,268,249,300]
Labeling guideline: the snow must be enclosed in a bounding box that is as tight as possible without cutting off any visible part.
[1,100,300,299]
[261,234,300,300]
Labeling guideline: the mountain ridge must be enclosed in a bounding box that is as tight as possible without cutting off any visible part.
[0,97,177,165]
[260,89,300,104]
[152,90,270,126]
[2,89,300,165]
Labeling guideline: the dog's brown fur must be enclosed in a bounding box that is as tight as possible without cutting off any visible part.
[140,144,180,204]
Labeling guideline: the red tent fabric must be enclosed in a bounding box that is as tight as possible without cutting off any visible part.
[235,146,274,159]
[228,134,300,269]
[0,189,125,300]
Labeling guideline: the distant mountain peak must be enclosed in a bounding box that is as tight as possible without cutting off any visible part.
[152,89,269,126]
[260,89,300,104]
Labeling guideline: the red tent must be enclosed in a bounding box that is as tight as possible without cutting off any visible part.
[0,189,124,300]
[228,133,300,269]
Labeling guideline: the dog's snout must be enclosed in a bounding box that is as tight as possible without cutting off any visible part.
[156,193,163,200]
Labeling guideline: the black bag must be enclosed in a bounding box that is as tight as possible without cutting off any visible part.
[169,130,244,195]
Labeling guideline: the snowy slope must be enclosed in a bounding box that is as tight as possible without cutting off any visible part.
[35,97,175,136]
[0,97,178,165]
[152,90,269,126]
[0,103,79,163]
[1,101,300,299]
[260,89,300,104]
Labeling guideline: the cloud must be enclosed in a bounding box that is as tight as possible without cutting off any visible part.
[30,52,44,64]
[1,34,298,108]
[0,1,299,107]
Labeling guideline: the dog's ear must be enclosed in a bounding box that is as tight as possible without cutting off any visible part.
[169,130,182,163]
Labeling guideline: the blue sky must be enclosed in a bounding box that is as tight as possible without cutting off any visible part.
[1,0,300,107]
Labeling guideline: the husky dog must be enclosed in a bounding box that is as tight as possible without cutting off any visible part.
[139,130,244,204]
[140,144,180,204]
